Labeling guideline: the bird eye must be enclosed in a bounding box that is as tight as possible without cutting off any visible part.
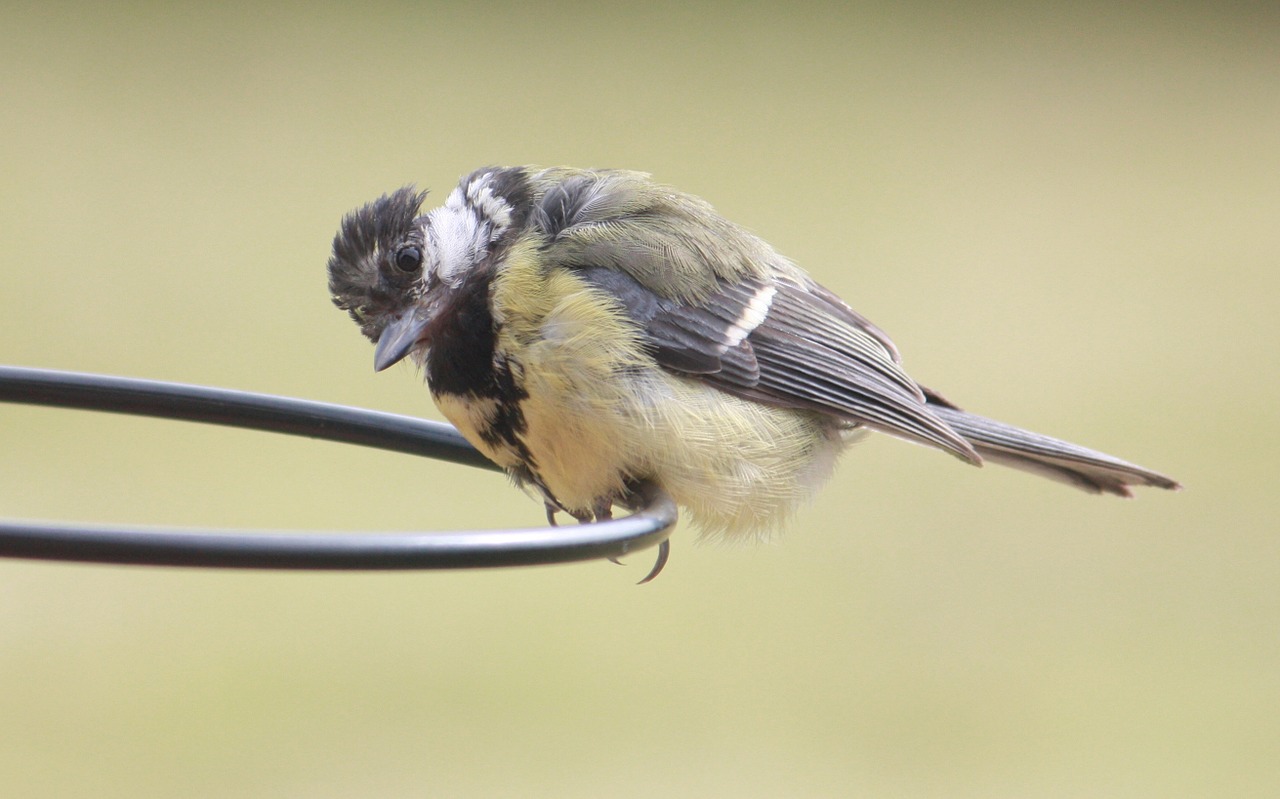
[394,245,423,273]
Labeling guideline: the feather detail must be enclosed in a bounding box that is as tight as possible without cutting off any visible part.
[575,265,980,464]
[922,390,1181,496]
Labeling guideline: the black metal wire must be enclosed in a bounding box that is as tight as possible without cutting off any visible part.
[0,365,496,471]
[0,365,676,570]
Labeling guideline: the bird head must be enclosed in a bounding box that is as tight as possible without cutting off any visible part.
[327,168,533,371]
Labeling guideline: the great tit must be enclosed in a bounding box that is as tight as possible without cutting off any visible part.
[328,166,1178,558]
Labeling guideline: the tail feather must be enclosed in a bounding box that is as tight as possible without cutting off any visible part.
[923,393,1181,497]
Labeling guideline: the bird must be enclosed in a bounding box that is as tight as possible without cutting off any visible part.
[327,166,1179,579]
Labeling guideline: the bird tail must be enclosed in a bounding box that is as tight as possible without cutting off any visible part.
[922,389,1181,497]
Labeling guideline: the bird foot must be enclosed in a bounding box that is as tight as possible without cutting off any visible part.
[546,498,670,583]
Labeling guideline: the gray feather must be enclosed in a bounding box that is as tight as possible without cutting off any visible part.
[925,398,1180,496]
[575,265,980,463]
[534,170,775,302]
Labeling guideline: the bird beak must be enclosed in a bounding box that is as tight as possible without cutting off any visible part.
[373,309,431,372]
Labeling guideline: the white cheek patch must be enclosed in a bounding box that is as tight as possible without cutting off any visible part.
[427,206,484,287]
[426,175,517,287]
[723,284,777,347]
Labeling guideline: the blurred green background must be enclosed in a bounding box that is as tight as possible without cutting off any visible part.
[1,2,1275,796]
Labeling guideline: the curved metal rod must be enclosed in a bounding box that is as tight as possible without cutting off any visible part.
[0,365,497,471]
[0,365,676,570]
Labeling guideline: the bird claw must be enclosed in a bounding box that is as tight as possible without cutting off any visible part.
[547,498,668,582]
[635,539,670,585]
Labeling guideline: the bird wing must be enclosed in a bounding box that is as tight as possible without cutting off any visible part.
[529,169,978,463]
[573,266,980,464]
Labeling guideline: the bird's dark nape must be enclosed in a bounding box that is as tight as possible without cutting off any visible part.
[462,166,537,225]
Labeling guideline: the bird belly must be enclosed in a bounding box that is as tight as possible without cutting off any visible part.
[517,363,853,539]
[619,371,853,539]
